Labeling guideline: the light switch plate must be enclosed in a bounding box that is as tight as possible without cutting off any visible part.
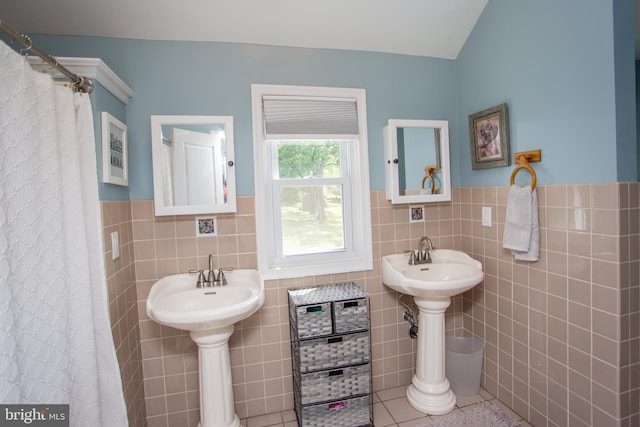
[111,231,120,260]
[482,207,492,227]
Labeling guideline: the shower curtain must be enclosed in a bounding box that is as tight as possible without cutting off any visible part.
[0,41,128,425]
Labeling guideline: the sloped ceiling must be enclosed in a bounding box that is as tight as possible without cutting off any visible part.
[0,0,488,59]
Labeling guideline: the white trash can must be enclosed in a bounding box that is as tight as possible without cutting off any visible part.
[445,336,484,396]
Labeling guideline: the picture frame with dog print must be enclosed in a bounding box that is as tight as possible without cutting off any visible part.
[468,103,510,169]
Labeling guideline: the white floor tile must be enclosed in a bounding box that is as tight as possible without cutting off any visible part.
[238,387,525,427]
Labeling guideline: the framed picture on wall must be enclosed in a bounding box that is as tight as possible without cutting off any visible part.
[101,112,128,186]
[468,103,510,169]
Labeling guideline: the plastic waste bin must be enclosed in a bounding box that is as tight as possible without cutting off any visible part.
[445,336,484,395]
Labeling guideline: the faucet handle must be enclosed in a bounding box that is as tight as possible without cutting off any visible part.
[188,269,206,287]
[407,250,417,265]
[216,267,234,286]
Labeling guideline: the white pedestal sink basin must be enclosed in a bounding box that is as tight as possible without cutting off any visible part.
[382,249,483,415]
[147,269,264,427]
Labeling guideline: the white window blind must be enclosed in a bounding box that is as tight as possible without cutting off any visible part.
[262,96,359,135]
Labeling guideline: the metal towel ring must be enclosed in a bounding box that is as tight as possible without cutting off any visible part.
[421,165,438,195]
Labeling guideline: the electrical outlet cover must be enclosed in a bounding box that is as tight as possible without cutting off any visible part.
[481,207,492,227]
[111,231,120,260]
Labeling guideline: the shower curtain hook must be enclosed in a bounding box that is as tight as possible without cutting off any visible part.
[46,54,61,76]
[19,34,32,56]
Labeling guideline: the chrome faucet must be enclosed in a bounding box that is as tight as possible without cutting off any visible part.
[206,254,231,286]
[207,254,216,285]
[189,254,232,287]
[418,236,434,251]
[408,236,434,265]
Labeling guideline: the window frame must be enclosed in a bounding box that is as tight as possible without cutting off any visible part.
[251,84,373,280]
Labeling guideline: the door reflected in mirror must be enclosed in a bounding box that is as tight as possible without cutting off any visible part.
[384,119,451,204]
[151,115,236,215]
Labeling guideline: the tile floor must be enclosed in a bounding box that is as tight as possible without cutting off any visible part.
[240,385,532,427]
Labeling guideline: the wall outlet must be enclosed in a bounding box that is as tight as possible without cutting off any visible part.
[482,207,492,227]
[111,231,120,260]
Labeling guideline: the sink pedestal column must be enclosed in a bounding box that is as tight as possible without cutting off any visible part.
[406,297,456,415]
[191,326,240,427]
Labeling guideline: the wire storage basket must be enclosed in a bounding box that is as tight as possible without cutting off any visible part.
[333,298,369,333]
[293,331,370,373]
[289,301,333,338]
[297,395,371,427]
[288,282,373,427]
[295,363,370,405]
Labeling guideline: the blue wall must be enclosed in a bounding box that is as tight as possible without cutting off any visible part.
[613,0,638,182]
[91,82,130,200]
[456,0,635,187]
[636,59,640,176]
[28,37,456,198]
[23,0,636,199]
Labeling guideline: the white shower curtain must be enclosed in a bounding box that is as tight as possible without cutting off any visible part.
[0,41,128,425]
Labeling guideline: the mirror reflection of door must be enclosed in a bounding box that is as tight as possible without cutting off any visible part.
[172,127,226,206]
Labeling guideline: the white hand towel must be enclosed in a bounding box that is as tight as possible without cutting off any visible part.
[503,185,539,262]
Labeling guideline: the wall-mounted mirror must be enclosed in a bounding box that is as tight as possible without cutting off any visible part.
[151,115,236,215]
[384,119,451,203]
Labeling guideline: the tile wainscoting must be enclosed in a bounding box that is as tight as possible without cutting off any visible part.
[102,201,146,426]
[102,183,640,427]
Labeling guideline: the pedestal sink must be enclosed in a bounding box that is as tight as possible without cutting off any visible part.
[382,249,483,415]
[146,269,264,427]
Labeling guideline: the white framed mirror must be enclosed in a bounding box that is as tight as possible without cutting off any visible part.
[151,115,236,215]
[384,119,451,203]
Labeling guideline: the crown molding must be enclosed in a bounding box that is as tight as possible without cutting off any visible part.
[27,56,134,104]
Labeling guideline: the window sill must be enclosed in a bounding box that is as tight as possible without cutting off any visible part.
[259,255,373,280]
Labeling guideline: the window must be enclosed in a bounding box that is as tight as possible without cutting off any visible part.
[251,84,373,279]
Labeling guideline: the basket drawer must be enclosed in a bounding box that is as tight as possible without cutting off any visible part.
[292,302,333,338]
[298,395,371,427]
[333,298,368,333]
[296,332,370,373]
[297,363,370,405]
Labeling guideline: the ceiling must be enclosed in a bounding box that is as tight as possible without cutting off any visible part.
[0,0,488,59]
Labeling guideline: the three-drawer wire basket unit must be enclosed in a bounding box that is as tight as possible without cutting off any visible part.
[288,282,373,427]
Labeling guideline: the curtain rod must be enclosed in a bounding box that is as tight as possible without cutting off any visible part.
[0,19,94,94]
